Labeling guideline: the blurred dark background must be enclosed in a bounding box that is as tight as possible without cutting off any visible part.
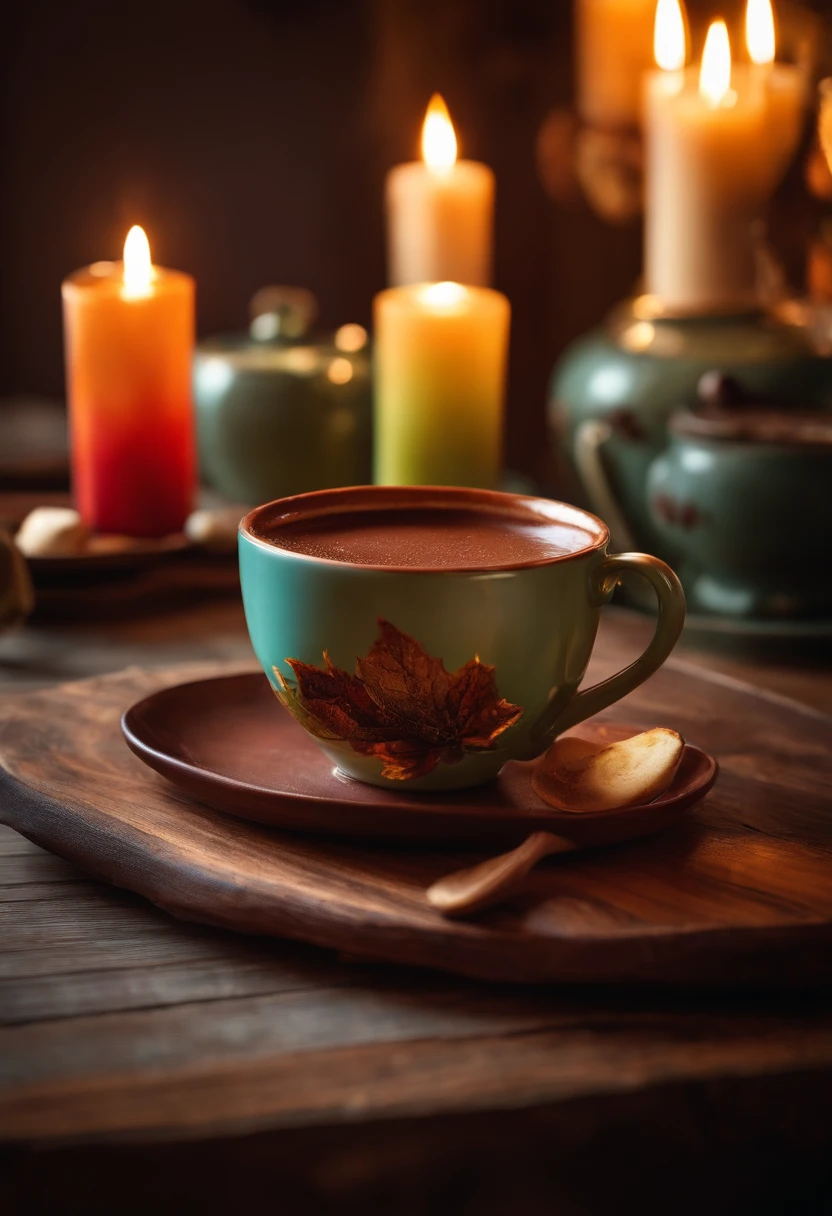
[2,0,831,489]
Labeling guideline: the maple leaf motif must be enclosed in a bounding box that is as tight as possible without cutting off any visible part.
[273,618,523,780]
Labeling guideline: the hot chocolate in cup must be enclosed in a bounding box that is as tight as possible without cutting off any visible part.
[239,486,685,791]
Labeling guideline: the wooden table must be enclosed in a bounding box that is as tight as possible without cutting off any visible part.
[1,602,831,1216]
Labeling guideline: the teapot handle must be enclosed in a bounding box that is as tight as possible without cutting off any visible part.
[573,419,636,551]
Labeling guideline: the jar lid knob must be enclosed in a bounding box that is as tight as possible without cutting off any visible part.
[249,286,318,341]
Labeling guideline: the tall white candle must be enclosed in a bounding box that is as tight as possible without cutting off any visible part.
[385,95,495,288]
[644,9,801,314]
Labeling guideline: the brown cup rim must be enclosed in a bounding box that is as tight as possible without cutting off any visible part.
[239,485,610,574]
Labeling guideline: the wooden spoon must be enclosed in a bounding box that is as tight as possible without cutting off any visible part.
[427,743,718,918]
[427,831,578,916]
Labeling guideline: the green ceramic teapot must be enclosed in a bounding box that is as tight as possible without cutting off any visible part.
[646,378,832,619]
[194,287,372,505]
[549,297,832,556]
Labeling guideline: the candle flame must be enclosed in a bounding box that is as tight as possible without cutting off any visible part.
[746,0,775,66]
[421,94,457,171]
[654,0,686,72]
[699,20,732,107]
[123,225,152,296]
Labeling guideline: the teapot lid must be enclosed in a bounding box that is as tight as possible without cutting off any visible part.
[670,371,832,447]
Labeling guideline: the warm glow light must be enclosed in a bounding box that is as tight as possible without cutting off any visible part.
[421,94,457,171]
[327,357,354,385]
[654,0,686,71]
[699,21,732,107]
[746,0,775,66]
[621,320,656,352]
[122,225,152,296]
[334,323,368,353]
[420,281,468,308]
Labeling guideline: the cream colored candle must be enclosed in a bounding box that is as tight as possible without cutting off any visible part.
[386,96,494,288]
[374,282,510,488]
[746,0,806,189]
[645,3,805,314]
[645,19,776,313]
[576,0,658,127]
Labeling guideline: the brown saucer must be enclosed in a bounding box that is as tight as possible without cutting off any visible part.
[122,672,717,845]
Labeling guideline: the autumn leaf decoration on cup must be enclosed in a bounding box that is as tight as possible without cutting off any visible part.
[273,619,524,781]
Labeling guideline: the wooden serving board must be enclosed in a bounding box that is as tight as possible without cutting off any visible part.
[1,659,831,985]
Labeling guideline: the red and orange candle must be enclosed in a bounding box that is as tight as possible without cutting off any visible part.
[62,227,195,537]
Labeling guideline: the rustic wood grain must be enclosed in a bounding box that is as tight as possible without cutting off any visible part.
[1,655,831,994]
[0,609,831,1209]
[5,1009,832,1145]
[1,818,831,1150]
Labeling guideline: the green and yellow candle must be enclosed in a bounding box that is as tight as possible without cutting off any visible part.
[373,281,510,489]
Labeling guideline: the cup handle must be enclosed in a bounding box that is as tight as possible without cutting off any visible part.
[533,552,686,744]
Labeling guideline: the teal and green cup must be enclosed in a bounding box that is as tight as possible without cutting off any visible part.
[239,486,685,791]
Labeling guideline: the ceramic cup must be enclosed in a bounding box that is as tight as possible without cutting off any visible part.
[239,486,685,791]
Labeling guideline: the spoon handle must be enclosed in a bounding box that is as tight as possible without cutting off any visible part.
[426,831,578,918]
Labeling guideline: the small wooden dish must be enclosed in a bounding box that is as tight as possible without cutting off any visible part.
[122,672,717,845]
[25,531,193,575]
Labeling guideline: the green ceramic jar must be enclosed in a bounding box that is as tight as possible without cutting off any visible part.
[194,288,372,505]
